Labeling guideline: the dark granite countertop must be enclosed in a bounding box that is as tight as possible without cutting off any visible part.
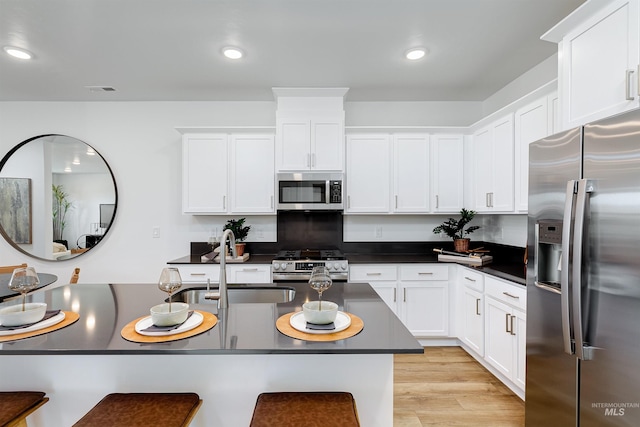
[168,254,275,265]
[0,281,423,355]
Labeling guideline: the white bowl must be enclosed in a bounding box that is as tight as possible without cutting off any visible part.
[302,301,338,325]
[0,302,47,327]
[150,302,189,326]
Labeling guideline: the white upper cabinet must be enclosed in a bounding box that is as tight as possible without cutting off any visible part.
[274,88,348,172]
[345,134,392,213]
[543,0,640,129]
[346,133,430,214]
[471,114,515,212]
[276,115,344,171]
[182,134,229,214]
[514,93,556,212]
[393,134,430,213]
[230,134,275,214]
[182,132,275,215]
[431,134,464,213]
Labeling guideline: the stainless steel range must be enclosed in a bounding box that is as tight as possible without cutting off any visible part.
[271,249,348,282]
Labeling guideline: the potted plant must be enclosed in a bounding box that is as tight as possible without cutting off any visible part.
[432,208,480,252]
[52,184,73,248]
[223,217,251,256]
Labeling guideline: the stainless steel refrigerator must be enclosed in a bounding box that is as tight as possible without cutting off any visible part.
[526,109,640,426]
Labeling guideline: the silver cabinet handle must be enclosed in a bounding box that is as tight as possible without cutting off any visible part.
[242,268,258,272]
[347,195,351,209]
[435,195,439,209]
[366,272,382,276]
[403,288,407,303]
[223,195,226,210]
[190,273,206,276]
[502,292,520,299]
[626,69,635,100]
[486,193,490,207]
[418,272,433,275]
[505,313,511,334]
[395,195,398,209]
[270,195,274,209]
[393,288,396,302]
[464,276,476,282]
[490,192,494,207]
[510,315,516,336]
[475,298,481,316]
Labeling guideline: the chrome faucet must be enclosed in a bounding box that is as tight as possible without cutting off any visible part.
[217,228,237,309]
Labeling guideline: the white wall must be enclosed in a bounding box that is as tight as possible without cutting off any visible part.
[0,54,552,282]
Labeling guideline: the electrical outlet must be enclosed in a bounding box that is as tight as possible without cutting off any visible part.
[152,226,160,238]
[375,226,382,238]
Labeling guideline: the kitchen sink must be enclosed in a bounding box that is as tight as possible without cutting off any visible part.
[169,286,296,304]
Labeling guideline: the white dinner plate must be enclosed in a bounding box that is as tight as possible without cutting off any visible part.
[289,311,351,335]
[135,311,204,336]
[0,311,66,336]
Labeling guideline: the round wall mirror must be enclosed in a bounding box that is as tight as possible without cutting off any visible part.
[0,134,117,261]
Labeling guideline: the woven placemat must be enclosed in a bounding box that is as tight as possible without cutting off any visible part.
[0,311,79,343]
[276,311,364,342]
[120,310,217,343]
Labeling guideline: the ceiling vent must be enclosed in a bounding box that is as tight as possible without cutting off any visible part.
[85,86,116,92]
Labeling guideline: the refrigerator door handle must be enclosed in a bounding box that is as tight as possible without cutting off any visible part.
[572,179,594,361]
[561,180,576,355]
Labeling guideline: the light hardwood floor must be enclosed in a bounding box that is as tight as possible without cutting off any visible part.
[394,346,525,426]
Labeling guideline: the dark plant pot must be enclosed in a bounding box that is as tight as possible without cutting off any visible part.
[454,238,470,252]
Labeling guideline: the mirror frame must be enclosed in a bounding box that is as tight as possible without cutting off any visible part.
[0,134,118,261]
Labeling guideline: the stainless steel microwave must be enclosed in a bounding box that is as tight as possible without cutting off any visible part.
[277,172,344,210]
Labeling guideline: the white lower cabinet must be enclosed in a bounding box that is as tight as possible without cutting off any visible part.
[459,268,485,356]
[349,264,449,337]
[483,275,527,391]
[169,264,272,285]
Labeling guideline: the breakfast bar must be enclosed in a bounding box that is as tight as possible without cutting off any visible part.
[0,281,422,426]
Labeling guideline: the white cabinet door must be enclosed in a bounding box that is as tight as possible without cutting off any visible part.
[230,134,275,214]
[514,96,550,212]
[400,282,449,336]
[472,114,514,212]
[311,118,344,170]
[561,0,640,129]
[182,134,228,214]
[484,295,515,380]
[345,134,391,212]
[513,308,527,390]
[393,134,430,212]
[431,134,464,213]
[276,119,310,171]
[277,117,344,171]
[369,282,398,315]
[462,286,484,356]
[562,0,640,127]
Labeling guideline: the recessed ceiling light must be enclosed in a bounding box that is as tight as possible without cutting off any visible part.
[222,47,244,60]
[3,46,33,60]
[405,47,427,61]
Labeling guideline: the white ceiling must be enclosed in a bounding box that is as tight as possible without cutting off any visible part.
[0,0,585,103]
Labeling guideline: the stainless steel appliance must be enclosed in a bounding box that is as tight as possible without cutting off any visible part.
[526,110,640,426]
[277,172,343,210]
[272,249,348,282]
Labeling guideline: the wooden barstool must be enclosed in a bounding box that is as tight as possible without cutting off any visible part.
[0,391,49,427]
[72,393,202,427]
[0,264,28,274]
[249,392,360,427]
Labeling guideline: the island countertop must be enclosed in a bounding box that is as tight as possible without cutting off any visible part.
[0,281,423,355]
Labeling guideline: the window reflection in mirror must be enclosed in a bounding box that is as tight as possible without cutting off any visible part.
[0,134,117,261]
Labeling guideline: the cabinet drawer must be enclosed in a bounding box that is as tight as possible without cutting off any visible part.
[485,276,526,311]
[399,264,448,281]
[228,265,272,284]
[171,265,220,283]
[349,265,397,281]
[460,268,484,292]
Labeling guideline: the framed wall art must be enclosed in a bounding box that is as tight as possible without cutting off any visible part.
[0,177,32,244]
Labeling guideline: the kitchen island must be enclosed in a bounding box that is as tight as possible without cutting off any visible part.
[0,281,422,426]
